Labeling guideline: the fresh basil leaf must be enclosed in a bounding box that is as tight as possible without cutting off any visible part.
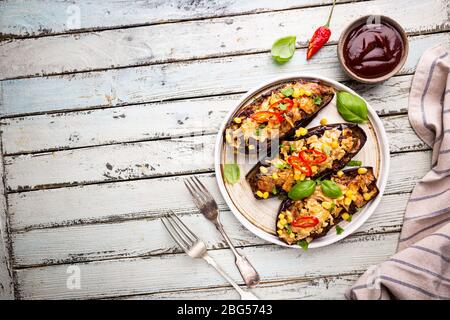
[271,36,296,64]
[346,160,362,167]
[336,91,368,123]
[281,87,294,97]
[320,180,343,198]
[313,95,322,105]
[298,240,309,251]
[290,144,295,152]
[288,180,316,200]
[223,163,240,184]
[278,103,287,110]
[336,225,344,235]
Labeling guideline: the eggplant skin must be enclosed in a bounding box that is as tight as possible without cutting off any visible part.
[224,80,335,154]
[246,123,367,199]
[276,167,379,244]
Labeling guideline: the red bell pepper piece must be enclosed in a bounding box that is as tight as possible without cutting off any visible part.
[292,216,319,228]
[299,149,327,164]
[287,156,312,176]
[251,111,284,124]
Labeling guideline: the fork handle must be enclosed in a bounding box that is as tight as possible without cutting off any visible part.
[215,222,261,288]
[203,254,259,300]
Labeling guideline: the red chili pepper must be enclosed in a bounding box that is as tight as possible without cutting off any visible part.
[306,0,336,60]
[251,111,284,124]
[270,98,294,112]
[299,149,327,164]
[291,216,319,228]
[287,156,312,176]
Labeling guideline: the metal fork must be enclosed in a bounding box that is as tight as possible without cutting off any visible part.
[184,177,261,287]
[161,212,259,300]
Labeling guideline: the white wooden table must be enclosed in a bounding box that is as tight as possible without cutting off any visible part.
[0,0,448,300]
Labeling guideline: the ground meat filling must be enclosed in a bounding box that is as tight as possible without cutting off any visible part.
[276,168,378,245]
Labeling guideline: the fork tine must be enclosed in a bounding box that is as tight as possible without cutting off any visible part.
[187,177,208,202]
[165,212,195,247]
[161,217,189,253]
[184,179,206,205]
[168,211,198,242]
[192,177,214,202]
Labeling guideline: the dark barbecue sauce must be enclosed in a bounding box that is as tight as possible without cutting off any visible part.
[343,22,404,79]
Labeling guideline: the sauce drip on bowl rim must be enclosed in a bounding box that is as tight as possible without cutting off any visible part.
[343,21,404,79]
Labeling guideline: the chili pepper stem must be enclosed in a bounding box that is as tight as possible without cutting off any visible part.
[325,0,336,27]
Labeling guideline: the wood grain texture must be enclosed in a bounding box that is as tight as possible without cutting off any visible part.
[0,0,355,38]
[11,192,408,267]
[4,126,429,192]
[15,232,399,299]
[1,75,417,155]
[8,150,430,231]
[118,274,360,300]
[0,151,14,299]
[1,0,448,79]
[1,33,448,117]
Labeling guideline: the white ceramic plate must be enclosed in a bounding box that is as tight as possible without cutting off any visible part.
[215,74,390,249]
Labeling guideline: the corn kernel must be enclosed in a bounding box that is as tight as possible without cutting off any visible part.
[256,191,264,198]
[285,210,292,216]
[278,213,285,220]
[358,167,368,175]
[277,222,284,229]
[322,201,332,210]
[320,118,328,126]
[337,195,345,201]
[344,197,352,206]
[337,170,344,178]
[272,173,279,179]
[294,173,301,180]
[233,117,242,124]
[331,141,339,149]
[303,89,312,96]
[351,195,357,201]
[345,190,353,197]
[300,174,306,181]
[295,127,308,137]
[321,143,329,151]
[363,193,372,201]
[280,218,287,225]
[226,134,232,144]
[277,229,283,235]
[259,166,268,174]
[289,233,296,239]
[342,213,350,221]
[287,216,293,223]
[262,192,269,199]
[311,166,318,173]
[248,144,255,150]
[292,88,301,98]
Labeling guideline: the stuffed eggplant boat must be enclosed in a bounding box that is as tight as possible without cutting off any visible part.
[276,167,379,245]
[225,80,334,153]
[246,123,367,199]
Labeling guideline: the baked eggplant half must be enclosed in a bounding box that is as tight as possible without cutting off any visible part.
[246,123,367,199]
[225,80,334,153]
[276,167,379,245]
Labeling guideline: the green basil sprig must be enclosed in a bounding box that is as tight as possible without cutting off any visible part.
[223,163,240,184]
[271,36,296,64]
[281,87,294,97]
[336,225,344,235]
[346,160,362,167]
[336,91,368,123]
[288,180,316,200]
[320,180,343,198]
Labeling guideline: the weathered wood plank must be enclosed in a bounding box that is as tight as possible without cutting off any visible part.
[4,121,429,192]
[119,274,360,300]
[1,75,416,155]
[0,0,356,38]
[15,232,399,299]
[1,33,447,117]
[7,150,430,231]
[0,150,14,299]
[11,192,408,267]
[1,0,448,79]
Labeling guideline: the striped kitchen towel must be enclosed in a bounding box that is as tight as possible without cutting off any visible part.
[346,45,450,300]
